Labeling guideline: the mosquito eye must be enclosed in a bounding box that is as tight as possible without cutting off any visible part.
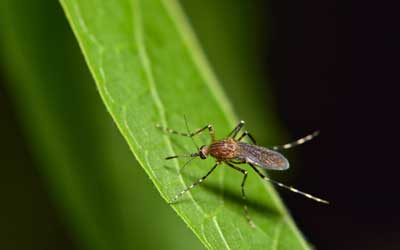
[199,145,207,159]
[199,152,206,159]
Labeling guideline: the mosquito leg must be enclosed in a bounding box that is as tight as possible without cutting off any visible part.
[249,163,329,204]
[237,131,257,144]
[272,131,319,150]
[226,162,256,228]
[227,120,245,139]
[156,124,215,141]
[169,163,219,204]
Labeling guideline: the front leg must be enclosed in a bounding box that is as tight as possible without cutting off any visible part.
[237,131,257,144]
[157,123,215,141]
[169,163,219,203]
[227,120,245,139]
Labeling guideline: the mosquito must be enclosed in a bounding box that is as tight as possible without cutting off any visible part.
[157,119,329,227]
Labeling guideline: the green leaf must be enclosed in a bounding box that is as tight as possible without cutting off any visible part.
[59,0,311,249]
[0,0,200,249]
[181,0,284,142]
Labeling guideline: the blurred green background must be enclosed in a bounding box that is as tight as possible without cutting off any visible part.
[0,0,280,249]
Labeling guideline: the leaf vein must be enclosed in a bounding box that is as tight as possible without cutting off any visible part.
[132,0,205,214]
[272,220,284,250]
[212,216,232,250]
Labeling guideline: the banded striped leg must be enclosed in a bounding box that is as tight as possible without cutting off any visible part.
[227,120,245,139]
[156,123,215,141]
[169,163,219,204]
[237,131,257,144]
[226,162,255,228]
[272,131,320,150]
[249,164,329,204]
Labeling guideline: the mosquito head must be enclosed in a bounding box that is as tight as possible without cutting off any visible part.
[199,145,209,159]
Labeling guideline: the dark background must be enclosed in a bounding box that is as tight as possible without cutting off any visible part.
[266,1,399,250]
[1,1,398,250]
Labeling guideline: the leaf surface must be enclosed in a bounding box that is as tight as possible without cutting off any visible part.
[60,0,311,249]
[0,0,200,249]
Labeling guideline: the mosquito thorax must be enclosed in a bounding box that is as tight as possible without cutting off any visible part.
[208,138,239,160]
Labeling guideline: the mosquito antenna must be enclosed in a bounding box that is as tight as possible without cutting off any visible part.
[179,157,197,173]
[184,115,199,151]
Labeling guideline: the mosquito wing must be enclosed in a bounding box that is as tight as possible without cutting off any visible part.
[237,142,289,170]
